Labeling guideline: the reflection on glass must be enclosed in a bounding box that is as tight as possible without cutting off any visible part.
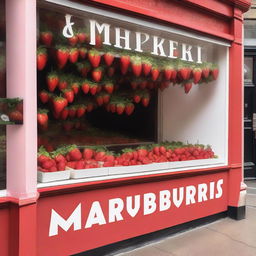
[244,57,253,83]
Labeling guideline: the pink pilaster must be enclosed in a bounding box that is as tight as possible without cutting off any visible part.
[6,0,37,202]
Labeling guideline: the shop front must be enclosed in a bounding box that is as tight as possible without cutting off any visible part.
[0,0,251,255]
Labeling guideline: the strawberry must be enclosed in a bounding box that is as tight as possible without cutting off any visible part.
[131,56,142,77]
[96,84,102,94]
[120,55,130,75]
[88,49,101,68]
[68,34,78,46]
[38,147,51,165]
[40,30,53,46]
[137,147,148,158]
[71,82,80,95]
[76,104,86,118]
[57,161,66,171]
[96,94,104,106]
[39,90,50,104]
[76,61,91,77]
[9,110,23,122]
[81,80,90,94]
[107,66,115,77]
[56,46,69,69]
[171,70,177,80]
[89,83,98,95]
[95,35,103,48]
[141,94,150,107]
[53,96,67,114]
[116,103,125,115]
[178,66,191,80]
[102,93,110,104]
[75,160,85,170]
[125,103,135,115]
[140,80,148,90]
[79,47,87,59]
[83,148,95,160]
[159,146,167,155]
[37,47,47,70]
[63,88,74,103]
[153,145,160,156]
[41,159,55,170]
[133,94,141,103]
[184,82,193,94]
[142,59,152,76]
[202,67,210,78]
[60,107,69,120]
[110,103,116,113]
[77,30,88,43]
[46,72,59,92]
[151,66,160,81]
[86,102,94,112]
[69,105,77,118]
[193,67,202,84]
[67,145,82,161]
[91,67,103,82]
[95,149,106,161]
[211,66,219,80]
[104,82,114,94]
[69,48,79,63]
[159,81,169,91]
[164,65,174,80]
[104,52,115,66]
[130,80,139,90]
[58,75,68,90]
[63,120,74,132]
[37,109,48,126]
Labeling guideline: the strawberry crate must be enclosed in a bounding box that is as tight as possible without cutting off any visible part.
[37,169,71,183]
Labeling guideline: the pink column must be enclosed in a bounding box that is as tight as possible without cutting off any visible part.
[6,0,38,202]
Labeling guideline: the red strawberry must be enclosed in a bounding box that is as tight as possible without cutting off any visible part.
[75,160,85,170]
[142,60,152,76]
[95,150,106,161]
[58,76,68,90]
[116,103,125,115]
[63,88,74,103]
[184,82,193,94]
[46,72,59,92]
[141,93,150,107]
[164,66,174,80]
[39,90,50,104]
[77,30,88,43]
[37,109,48,126]
[120,55,130,75]
[67,145,82,161]
[133,94,141,103]
[68,34,78,46]
[89,83,98,95]
[57,161,66,171]
[69,48,79,63]
[96,95,104,106]
[202,67,210,78]
[92,67,103,82]
[104,82,114,94]
[95,35,103,48]
[60,107,69,120]
[37,47,47,70]
[193,67,202,84]
[38,147,51,164]
[104,52,115,66]
[83,148,94,160]
[41,159,55,170]
[71,82,80,95]
[8,110,23,122]
[179,67,191,80]
[79,47,87,59]
[140,80,148,90]
[131,56,142,77]
[110,103,116,113]
[153,146,160,156]
[211,67,219,80]
[76,105,86,118]
[76,62,91,77]
[53,97,67,114]
[159,146,166,155]
[69,106,77,118]
[88,49,101,68]
[125,103,135,115]
[40,31,53,46]
[86,102,94,112]
[63,120,74,132]
[107,66,115,77]
[130,80,139,90]
[102,93,110,104]
[151,67,160,81]
[137,148,148,158]
[56,46,69,69]
[81,80,90,94]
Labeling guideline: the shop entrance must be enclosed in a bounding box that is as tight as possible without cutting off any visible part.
[244,53,256,178]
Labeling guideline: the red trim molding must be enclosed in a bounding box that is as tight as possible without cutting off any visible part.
[224,0,252,12]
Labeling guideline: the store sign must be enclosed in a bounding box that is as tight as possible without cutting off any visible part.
[37,172,228,255]
[48,178,223,237]
[62,15,202,63]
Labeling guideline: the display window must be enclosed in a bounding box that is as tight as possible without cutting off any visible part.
[37,1,228,185]
[0,0,6,190]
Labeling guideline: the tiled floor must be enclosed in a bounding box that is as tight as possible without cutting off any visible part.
[115,182,256,256]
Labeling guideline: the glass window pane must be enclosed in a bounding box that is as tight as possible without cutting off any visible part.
[0,0,6,190]
[244,57,253,83]
[244,20,256,46]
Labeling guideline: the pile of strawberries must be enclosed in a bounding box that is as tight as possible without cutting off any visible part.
[38,142,216,172]
[37,27,220,131]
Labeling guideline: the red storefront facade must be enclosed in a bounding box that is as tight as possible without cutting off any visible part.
[0,0,252,255]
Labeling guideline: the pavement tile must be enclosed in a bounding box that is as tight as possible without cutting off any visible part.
[247,194,256,207]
